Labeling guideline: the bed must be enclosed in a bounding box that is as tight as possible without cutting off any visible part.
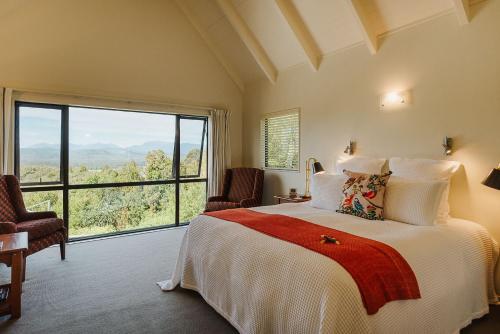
[159,202,499,334]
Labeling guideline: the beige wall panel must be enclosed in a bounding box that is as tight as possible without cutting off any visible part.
[185,0,226,30]
[0,0,243,165]
[243,1,500,263]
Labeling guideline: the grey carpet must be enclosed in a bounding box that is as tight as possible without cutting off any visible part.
[0,228,497,333]
[0,228,236,334]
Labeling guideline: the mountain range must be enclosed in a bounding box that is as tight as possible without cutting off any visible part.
[20,141,201,168]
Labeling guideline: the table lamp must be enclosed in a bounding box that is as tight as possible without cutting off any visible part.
[303,158,325,198]
[483,165,500,190]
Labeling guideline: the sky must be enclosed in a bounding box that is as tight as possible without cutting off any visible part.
[19,106,205,148]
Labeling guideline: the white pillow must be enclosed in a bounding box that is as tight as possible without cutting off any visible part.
[309,173,347,212]
[389,158,460,223]
[335,156,387,175]
[389,158,460,180]
[384,177,448,226]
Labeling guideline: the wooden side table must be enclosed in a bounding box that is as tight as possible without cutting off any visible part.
[0,232,28,319]
[274,195,311,204]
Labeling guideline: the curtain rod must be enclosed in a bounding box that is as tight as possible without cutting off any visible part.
[11,87,218,113]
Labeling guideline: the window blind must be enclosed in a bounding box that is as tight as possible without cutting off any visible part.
[261,109,300,171]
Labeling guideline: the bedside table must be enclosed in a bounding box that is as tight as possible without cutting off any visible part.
[274,195,311,204]
[0,232,28,319]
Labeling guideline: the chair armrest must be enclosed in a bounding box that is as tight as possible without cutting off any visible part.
[19,211,58,221]
[207,196,226,202]
[0,222,17,234]
[240,198,260,208]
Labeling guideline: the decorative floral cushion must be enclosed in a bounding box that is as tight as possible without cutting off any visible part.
[0,176,18,222]
[337,170,392,221]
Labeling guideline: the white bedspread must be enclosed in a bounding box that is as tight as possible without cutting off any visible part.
[159,203,499,334]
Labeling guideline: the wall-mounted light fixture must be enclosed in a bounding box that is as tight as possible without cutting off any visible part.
[344,141,355,155]
[442,136,453,156]
[379,90,411,111]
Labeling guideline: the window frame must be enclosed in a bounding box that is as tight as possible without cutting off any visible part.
[261,108,300,172]
[15,101,209,241]
[15,102,65,186]
[177,115,208,179]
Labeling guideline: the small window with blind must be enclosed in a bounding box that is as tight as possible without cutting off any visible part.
[261,109,300,171]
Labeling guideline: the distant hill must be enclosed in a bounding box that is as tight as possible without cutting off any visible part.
[20,141,201,168]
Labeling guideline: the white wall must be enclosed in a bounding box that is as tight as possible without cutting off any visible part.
[243,1,500,245]
[0,0,243,165]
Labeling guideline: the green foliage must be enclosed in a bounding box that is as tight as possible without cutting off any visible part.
[145,150,173,180]
[22,191,63,218]
[21,149,206,237]
[181,149,200,176]
[180,182,206,222]
[21,165,60,183]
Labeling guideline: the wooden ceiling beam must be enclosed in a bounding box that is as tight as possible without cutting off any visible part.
[275,0,322,71]
[174,0,245,92]
[216,0,278,84]
[452,0,470,25]
[346,0,378,55]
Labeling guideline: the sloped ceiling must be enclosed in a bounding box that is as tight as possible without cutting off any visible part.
[0,0,484,91]
[179,0,485,90]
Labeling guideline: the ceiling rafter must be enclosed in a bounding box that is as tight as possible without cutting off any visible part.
[346,0,378,55]
[452,0,471,25]
[174,0,245,92]
[275,0,322,71]
[216,0,278,84]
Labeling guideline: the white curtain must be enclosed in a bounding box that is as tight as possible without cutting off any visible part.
[0,88,3,174]
[1,88,15,175]
[208,109,231,196]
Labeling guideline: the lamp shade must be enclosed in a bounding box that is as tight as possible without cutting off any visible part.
[312,162,325,174]
[483,168,500,190]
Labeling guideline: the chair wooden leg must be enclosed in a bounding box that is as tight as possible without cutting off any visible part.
[10,252,23,318]
[22,256,26,282]
[60,241,66,260]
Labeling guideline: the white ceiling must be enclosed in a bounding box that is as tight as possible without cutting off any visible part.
[293,0,364,55]
[181,0,484,90]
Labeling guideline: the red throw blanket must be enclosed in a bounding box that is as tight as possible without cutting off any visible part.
[204,208,421,315]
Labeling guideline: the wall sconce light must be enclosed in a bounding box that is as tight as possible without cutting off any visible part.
[344,141,355,155]
[303,158,325,199]
[379,90,411,111]
[442,136,453,156]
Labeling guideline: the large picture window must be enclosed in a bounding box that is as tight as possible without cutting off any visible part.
[261,109,300,171]
[15,101,208,240]
[17,104,63,184]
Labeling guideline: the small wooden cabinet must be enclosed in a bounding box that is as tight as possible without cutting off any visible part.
[273,195,311,204]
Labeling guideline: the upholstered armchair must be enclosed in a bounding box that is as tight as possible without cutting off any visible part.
[0,175,66,260]
[205,168,264,212]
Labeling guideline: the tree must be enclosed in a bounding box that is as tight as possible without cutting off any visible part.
[118,161,142,182]
[181,149,200,176]
[21,146,206,237]
[145,150,172,180]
